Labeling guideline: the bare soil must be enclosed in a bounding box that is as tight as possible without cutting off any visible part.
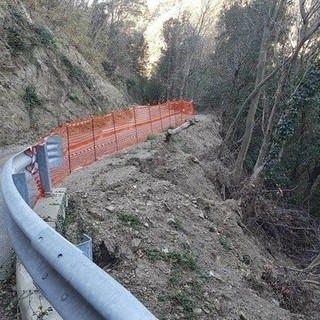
[59,114,320,320]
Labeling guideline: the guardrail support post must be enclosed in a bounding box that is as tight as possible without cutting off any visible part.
[76,234,93,261]
[36,144,52,194]
[12,172,30,206]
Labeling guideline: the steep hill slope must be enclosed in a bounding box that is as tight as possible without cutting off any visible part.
[0,0,127,146]
[61,114,320,320]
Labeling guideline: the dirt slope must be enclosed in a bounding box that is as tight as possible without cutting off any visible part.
[61,114,318,320]
[0,0,127,146]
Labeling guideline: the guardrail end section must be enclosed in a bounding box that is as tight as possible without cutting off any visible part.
[46,136,64,169]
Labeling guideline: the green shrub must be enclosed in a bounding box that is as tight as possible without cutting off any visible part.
[32,25,56,48]
[9,7,26,26]
[158,278,203,317]
[160,292,196,313]
[117,212,141,227]
[22,85,46,114]
[146,134,157,141]
[145,249,197,270]
[7,28,26,54]
[219,236,232,251]
[60,55,92,88]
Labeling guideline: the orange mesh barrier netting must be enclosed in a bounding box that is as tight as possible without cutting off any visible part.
[36,100,194,187]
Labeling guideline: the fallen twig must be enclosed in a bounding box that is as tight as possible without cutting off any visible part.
[302,279,320,285]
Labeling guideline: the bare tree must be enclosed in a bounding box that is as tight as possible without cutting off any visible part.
[250,0,320,183]
[232,0,287,179]
[179,0,215,98]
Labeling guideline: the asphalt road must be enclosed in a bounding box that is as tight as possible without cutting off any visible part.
[0,145,29,280]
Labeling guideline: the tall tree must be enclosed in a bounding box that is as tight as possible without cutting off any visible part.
[232,0,287,179]
[216,0,320,181]
[153,1,215,101]
[203,0,267,123]
[250,0,320,182]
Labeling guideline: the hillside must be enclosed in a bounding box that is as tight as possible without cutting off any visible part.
[60,114,320,320]
[0,0,127,146]
[1,0,320,319]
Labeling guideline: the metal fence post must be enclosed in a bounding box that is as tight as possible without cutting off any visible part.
[66,126,72,173]
[133,107,139,143]
[91,117,97,161]
[158,104,164,131]
[112,112,119,151]
[168,103,172,128]
[148,106,153,134]
[192,100,196,119]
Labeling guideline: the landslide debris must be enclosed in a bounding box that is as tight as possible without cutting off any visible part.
[62,114,320,320]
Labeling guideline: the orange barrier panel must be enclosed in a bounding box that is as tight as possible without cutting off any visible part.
[33,100,195,189]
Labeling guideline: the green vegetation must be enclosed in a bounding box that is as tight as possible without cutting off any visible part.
[24,0,148,94]
[8,7,56,54]
[146,134,158,141]
[7,24,55,54]
[9,6,26,25]
[22,85,46,117]
[159,291,196,314]
[117,211,141,227]
[60,55,92,88]
[219,236,232,251]
[159,272,205,319]
[145,249,197,270]
[32,25,56,48]
[35,305,53,319]
[168,269,183,285]
[7,28,26,54]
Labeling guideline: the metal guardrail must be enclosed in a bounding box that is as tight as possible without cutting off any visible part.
[1,149,157,319]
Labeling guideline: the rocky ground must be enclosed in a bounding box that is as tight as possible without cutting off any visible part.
[59,114,320,320]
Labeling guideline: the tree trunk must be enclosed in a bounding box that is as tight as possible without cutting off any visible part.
[233,19,271,179]
[222,62,283,147]
[251,72,286,181]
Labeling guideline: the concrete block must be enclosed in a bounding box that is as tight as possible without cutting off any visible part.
[33,188,67,229]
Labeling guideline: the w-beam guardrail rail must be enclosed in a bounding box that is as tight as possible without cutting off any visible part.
[1,100,195,319]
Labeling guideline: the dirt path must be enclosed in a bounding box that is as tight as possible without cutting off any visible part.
[61,114,316,320]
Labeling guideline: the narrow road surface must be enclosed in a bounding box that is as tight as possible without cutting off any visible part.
[0,145,29,280]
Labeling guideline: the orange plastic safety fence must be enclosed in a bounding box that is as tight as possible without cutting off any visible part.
[33,100,195,191]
